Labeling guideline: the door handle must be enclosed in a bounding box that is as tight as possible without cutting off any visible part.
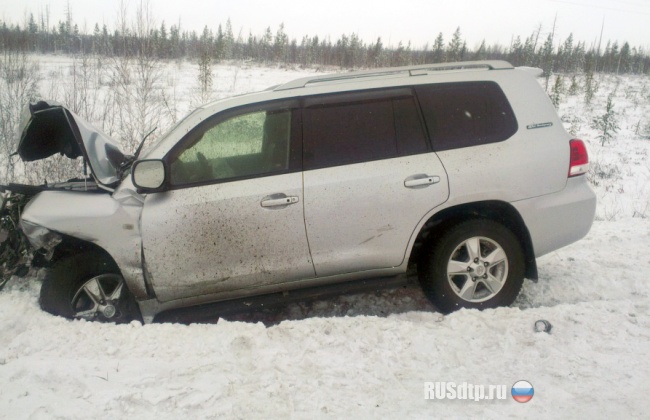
[261,194,299,208]
[404,175,440,188]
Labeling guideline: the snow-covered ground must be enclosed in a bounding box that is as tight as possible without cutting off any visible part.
[1,57,650,418]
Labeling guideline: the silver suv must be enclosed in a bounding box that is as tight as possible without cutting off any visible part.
[13,61,596,322]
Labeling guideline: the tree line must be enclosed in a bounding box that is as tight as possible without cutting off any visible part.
[1,12,648,75]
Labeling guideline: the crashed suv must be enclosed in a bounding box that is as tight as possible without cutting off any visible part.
[6,61,596,323]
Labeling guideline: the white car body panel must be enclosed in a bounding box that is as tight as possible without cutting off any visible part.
[303,153,449,276]
[512,176,596,257]
[21,188,147,297]
[140,172,314,302]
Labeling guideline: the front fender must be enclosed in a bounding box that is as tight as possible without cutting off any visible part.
[21,190,148,299]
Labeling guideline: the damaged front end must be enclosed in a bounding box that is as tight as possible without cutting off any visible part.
[1,101,146,297]
[17,100,132,187]
[0,179,112,286]
[0,188,38,288]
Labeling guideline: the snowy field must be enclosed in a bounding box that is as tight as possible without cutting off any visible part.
[1,56,650,418]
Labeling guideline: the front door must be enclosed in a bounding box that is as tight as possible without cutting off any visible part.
[141,101,314,302]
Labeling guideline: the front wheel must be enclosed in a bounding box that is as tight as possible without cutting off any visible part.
[418,219,525,313]
[40,252,141,323]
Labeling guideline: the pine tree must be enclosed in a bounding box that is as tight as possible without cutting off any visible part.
[197,51,212,104]
[91,23,100,54]
[214,24,224,60]
[223,19,234,60]
[572,41,585,72]
[509,36,523,66]
[273,23,288,62]
[550,75,564,108]
[591,93,619,146]
[568,74,580,95]
[447,27,463,62]
[584,54,597,105]
[159,21,168,58]
[200,25,213,60]
[559,33,573,72]
[433,33,445,63]
[617,42,630,74]
[473,39,486,60]
[170,24,180,60]
[261,26,273,62]
[540,29,556,89]
[27,13,37,33]
[367,37,383,67]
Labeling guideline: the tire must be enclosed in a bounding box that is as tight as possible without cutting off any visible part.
[39,252,141,323]
[418,219,525,314]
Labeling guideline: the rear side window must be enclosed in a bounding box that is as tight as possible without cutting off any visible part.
[303,89,428,170]
[415,82,518,151]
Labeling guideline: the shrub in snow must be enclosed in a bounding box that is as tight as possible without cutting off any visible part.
[568,74,580,96]
[587,159,621,187]
[583,66,599,106]
[567,115,582,137]
[551,75,564,109]
[591,94,620,146]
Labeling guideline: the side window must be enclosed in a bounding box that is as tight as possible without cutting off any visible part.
[170,109,292,185]
[415,82,518,151]
[303,90,428,170]
[394,97,429,156]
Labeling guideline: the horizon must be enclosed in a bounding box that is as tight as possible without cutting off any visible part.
[1,0,649,51]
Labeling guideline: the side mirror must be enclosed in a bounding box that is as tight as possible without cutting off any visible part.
[132,159,166,191]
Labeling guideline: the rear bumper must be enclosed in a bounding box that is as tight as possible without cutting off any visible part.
[512,177,596,258]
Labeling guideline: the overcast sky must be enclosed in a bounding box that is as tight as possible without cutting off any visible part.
[2,0,649,50]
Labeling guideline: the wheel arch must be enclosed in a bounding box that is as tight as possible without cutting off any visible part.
[38,236,143,323]
[33,233,118,270]
[34,233,150,301]
[409,200,538,280]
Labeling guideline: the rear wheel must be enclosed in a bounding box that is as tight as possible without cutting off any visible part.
[418,219,525,313]
[40,252,141,323]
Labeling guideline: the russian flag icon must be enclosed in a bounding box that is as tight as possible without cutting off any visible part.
[512,380,534,403]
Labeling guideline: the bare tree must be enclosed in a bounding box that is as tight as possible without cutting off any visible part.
[109,0,163,154]
[0,50,40,183]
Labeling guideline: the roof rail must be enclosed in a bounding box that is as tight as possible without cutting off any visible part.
[274,60,513,91]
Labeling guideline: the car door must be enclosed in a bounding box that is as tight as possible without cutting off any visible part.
[302,88,450,277]
[140,99,315,302]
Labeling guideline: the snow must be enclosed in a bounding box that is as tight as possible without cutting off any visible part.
[1,58,650,418]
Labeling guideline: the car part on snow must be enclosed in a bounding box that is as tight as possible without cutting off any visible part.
[534,319,553,333]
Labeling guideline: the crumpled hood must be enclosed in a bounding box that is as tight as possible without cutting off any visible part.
[17,101,128,186]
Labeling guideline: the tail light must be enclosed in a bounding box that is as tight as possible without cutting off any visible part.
[569,139,589,177]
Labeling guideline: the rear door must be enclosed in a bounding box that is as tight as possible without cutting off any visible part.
[302,88,449,277]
